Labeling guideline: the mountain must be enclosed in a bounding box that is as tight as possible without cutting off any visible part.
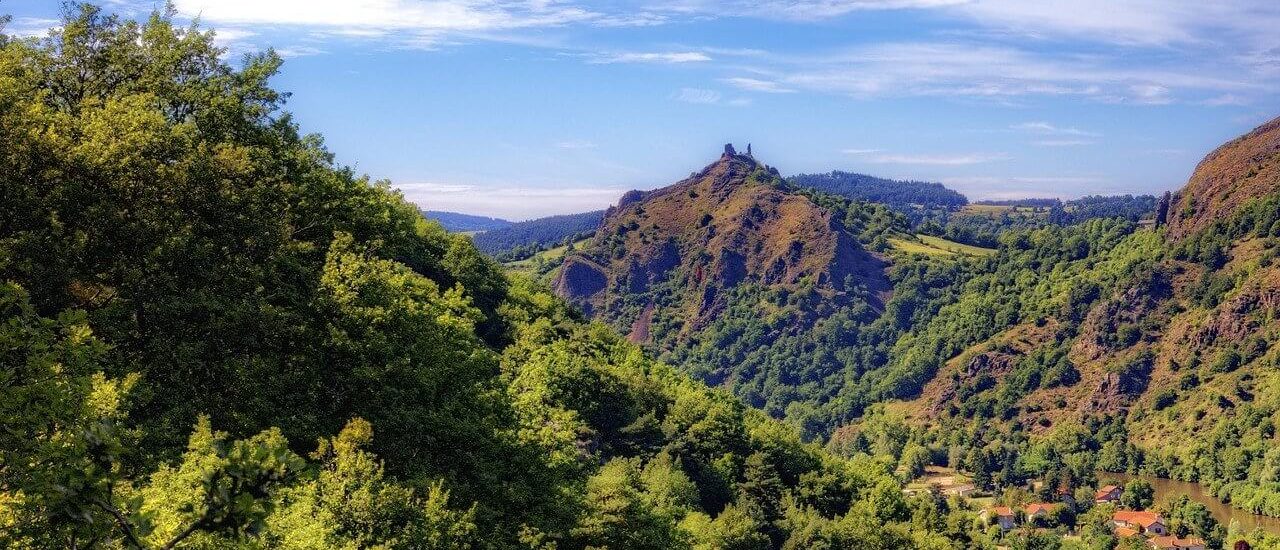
[1167,116,1280,240]
[552,145,926,430]
[556,145,890,330]
[788,171,968,208]
[420,210,513,232]
[471,209,605,258]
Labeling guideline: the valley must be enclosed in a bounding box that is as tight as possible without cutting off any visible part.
[4,3,1280,549]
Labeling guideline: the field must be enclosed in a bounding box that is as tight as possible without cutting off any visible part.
[889,233,996,257]
[503,238,591,276]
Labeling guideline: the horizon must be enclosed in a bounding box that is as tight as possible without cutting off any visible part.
[6,0,1280,220]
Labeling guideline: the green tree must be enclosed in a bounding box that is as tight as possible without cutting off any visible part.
[1119,480,1154,510]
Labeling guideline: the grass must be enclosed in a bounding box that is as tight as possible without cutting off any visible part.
[889,233,996,258]
[918,234,996,257]
[503,238,590,276]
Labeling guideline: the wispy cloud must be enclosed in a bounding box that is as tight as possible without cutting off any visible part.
[739,42,1255,103]
[1128,83,1173,104]
[397,181,624,220]
[846,149,1011,165]
[555,139,597,150]
[940,175,1108,200]
[670,87,752,107]
[589,51,711,64]
[5,17,60,38]
[722,77,795,93]
[173,0,598,33]
[672,88,722,104]
[1011,121,1099,137]
[1032,139,1093,147]
[662,0,967,21]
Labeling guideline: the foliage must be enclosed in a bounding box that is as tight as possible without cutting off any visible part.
[472,210,605,259]
[420,210,512,232]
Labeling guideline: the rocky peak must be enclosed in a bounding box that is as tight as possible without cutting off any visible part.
[552,146,890,343]
[1167,115,1280,240]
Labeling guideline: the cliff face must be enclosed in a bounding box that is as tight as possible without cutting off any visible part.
[1167,116,1280,240]
[554,147,888,343]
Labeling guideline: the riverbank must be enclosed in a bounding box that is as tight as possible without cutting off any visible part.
[1100,472,1280,536]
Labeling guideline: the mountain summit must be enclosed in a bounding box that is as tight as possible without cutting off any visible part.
[1167,115,1280,240]
[554,145,889,344]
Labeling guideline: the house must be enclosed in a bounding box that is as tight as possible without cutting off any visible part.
[1095,484,1123,503]
[982,506,1017,530]
[1024,503,1057,521]
[1148,536,1206,550]
[1113,511,1168,536]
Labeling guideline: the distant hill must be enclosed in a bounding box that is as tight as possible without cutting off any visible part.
[471,210,605,258]
[788,171,968,208]
[972,198,1060,208]
[421,210,512,232]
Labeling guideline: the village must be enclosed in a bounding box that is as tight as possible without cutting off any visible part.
[979,483,1206,550]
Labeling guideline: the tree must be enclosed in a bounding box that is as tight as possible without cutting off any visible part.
[1120,480,1154,510]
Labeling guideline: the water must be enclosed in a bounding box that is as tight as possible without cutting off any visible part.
[1100,472,1280,535]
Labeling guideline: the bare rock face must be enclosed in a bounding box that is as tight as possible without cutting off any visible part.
[1155,191,1172,227]
[929,351,1018,415]
[553,257,608,314]
[1167,115,1280,240]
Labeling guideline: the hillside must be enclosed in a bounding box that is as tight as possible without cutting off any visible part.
[1167,116,1280,240]
[472,209,605,259]
[845,116,1280,532]
[552,145,956,433]
[556,145,890,326]
[421,210,512,232]
[788,171,967,208]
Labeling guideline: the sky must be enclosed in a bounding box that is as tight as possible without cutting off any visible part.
[5,1,1280,220]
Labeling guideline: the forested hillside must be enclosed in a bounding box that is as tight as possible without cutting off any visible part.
[788,171,968,208]
[0,7,964,549]
[421,210,513,232]
[472,210,605,260]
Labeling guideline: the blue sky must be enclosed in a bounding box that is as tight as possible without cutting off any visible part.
[6,1,1280,219]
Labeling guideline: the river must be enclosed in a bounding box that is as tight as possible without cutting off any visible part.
[1101,472,1280,535]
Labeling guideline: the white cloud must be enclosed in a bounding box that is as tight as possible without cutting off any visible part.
[1203,93,1248,106]
[397,181,624,220]
[728,41,1256,103]
[1032,139,1093,147]
[722,77,795,93]
[1010,121,1099,137]
[845,150,1011,165]
[590,51,711,64]
[1128,83,1173,104]
[661,0,966,21]
[939,175,1107,200]
[5,17,60,38]
[673,88,722,104]
[277,45,328,58]
[173,0,596,32]
[555,139,597,149]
